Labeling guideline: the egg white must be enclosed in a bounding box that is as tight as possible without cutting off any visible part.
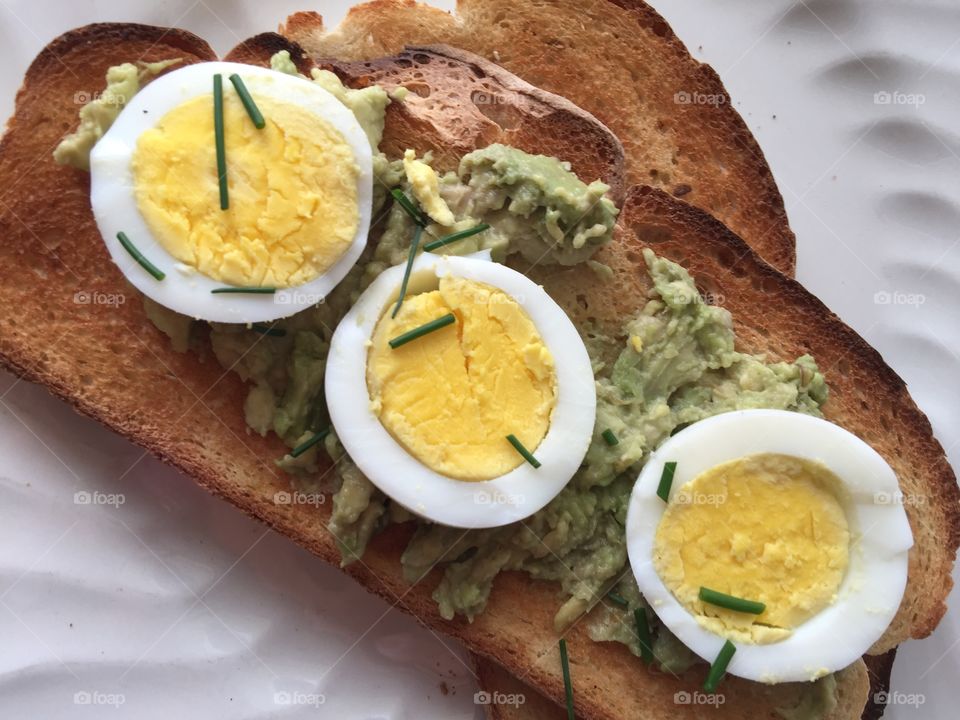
[325,252,597,529]
[89,61,373,324]
[626,409,913,683]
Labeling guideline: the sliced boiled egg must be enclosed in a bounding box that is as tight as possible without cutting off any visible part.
[89,61,372,323]
[627,409,913,683]
[325,252,596,528]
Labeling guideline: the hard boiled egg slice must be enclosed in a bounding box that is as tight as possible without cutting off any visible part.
[627,409,912,683]
[89,61,372,323]
[326,252,596,528]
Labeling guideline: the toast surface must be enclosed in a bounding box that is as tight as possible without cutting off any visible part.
[281,0,797,275]
[1,21,956,720]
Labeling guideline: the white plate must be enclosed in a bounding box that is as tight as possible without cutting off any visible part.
[0,1,956,718]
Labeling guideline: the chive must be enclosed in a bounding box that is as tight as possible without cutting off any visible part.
[251,323,285,337]
[388,313,456,349]
[670,422,692,436]
[506,434,541,469]
[703,640,737,693]
[228,73,265,129]
[391,225,423,318]
[634,607,653,663]
[211,286,277,294]
[656,461,677,502]
[422,223,490,252]
[213,74,228,210]
[289,429,330,458]
[116,232,165,281]
[558,638,575,720]
[601,428,619,446]
[391,188,428,226]
[699,587,766,615]
[607,591,628,608]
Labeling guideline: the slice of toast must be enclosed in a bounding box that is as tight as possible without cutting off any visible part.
[1,21,955,720]
[280,0,797,276]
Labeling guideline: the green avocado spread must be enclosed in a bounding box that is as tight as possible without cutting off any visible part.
[68,54,835,713]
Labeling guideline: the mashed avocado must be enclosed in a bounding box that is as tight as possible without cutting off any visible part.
[54,59,181,170]
[125,52,832,706]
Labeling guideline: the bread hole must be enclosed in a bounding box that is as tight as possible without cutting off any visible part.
[631,222,671,244]
[696,278,723,306]
[412,53,432,65]
[576,293,589,311]
[471,91,523,130]
[715,247,735,268]
[404,82,431,98]
[470,65,486,79]
[395,58,413,69]
[837,358,851,375]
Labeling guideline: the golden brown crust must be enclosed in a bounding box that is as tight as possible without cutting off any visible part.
[0,21,954,720]
[281,0,797,275]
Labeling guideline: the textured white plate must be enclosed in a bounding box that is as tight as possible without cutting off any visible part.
[0,1,957,718]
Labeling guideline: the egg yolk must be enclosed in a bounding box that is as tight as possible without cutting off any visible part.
[366,276,556,481]
[653,453,850,644]
[132,91,359,287]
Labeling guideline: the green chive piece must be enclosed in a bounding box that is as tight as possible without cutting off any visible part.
[506,434,541,469]
[601,428,619,446]
[116,232,165,281]
[391,188,428,226]
[388,313,456,349]
[670,422,692,436]
[704,640,737,693]
[213,74,228,210]
[391,225,423,318]
[698,587,766,615]
[656,461,677,502]
[422,223,491,252]
[228,73,265,129]
[289,429,330,458]
[211,286,277,294]
[558,638,575,720]
[634,607,653,663]
[251,323,285,337]
[607,591,628,608]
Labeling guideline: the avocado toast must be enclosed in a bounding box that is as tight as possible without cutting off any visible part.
[0,5,956,720]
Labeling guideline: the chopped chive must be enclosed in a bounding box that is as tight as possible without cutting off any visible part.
[391,225,423,318]
[211,286,277,294]
[388,313,455,349]
[506,434,541,469]
[558,638,575,720]
[670,422,692,436]
[251,323,285,337]
[422,223,490,252]
[704,640,737,693]
[213,74,228,210]
[656,461,677,502]
[634,607,653,663]
[116,232,165,281]
[607,591,628,608]
[228,73,265,129]
[390,188,428,226]
[699,587,766,615]
[601,428,619,446]
[289,429,330,458]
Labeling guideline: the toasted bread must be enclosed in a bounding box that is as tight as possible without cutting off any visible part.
[280,0,797,276]
[1,21,956,720]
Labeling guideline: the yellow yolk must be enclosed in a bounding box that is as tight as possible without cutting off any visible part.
[366,276,556,481]
[653,453,850,644]
[403,149,454,226]
[132,92,359,287]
